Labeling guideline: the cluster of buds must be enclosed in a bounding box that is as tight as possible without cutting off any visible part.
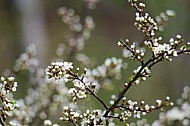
[127,0,190,62]
[46,62,96,102]
[60,106,82,125]
[68,86,87,101]
[0,76,18,93]
[0,76,18,123]
[131,66,151,85]
[129,1,175,36]
[169,35,190,56]
[81,109,104,125]
[60,107,107,126]
[127,0,158,37]
[135,12,158,36]
[45,61,73,81]
[110,1,190,125]
[109,96,173,122]
[146,35,190,61]
[152,86,190,126]
[53,57,124,102]
[118,39,145,63]
[67,67,91,101]
[54,57,124,102]
[11,68,74,125]
[128,0,145,12]
[144,36,163,48]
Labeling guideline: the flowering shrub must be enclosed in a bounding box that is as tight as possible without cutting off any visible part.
[0,0,190,126]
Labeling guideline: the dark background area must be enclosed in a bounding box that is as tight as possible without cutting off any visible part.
[0,0,190,123]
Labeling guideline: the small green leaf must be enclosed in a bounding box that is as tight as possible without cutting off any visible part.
[129,75,134,81]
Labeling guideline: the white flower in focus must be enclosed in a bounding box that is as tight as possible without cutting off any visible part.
[152,44,171,56]
[8,77,15,81]
[156,100,162,107]
[63,62,73,70]
[71,111,80,118]
[173,51,178,57]
[45,61,73,81]
[73,80,85,90]
[68,88,77,96]
[77,90,87,98]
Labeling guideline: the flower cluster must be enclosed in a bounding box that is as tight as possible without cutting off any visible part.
[9,46,78,125]
[60,106,81,125]
[129,0,175,37]
[131,65,151,84]
[109,95,173,123]
[68,86,87,101]
[60,107,108,125]
[66,57,124,102]
[135,12,158,36]
[152,86,190,126]
[11,78,76,125]
[45,62,73,81]
[145,34,190,61]
[80,109,105,125]
[103,0,190,122]
[152,43,171,56]
[75,57,125,93]
[118,39,145,62]
[46,62,89,101]
[45,58,122,102]
[0,76,18,124]
[0,76,18,93]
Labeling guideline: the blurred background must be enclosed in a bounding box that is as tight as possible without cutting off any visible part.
[0,0,190,123]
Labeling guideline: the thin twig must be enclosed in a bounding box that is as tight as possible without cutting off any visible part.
[76,78,109,109]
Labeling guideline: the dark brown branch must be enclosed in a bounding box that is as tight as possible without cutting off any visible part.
[103,54,162,117]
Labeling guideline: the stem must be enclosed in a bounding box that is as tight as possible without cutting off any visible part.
[86,86,109,109]
[70,119,78,126]
[0,114,6,126]
[103,55,157,117]
[76,78,109,109]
